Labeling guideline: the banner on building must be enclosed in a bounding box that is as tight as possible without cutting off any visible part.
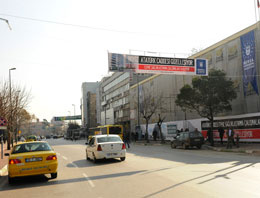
[108,53,208,76]
[240,30,259,96]
[201,116,260,141]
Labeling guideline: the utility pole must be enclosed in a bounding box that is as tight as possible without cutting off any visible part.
[8,68,16,150]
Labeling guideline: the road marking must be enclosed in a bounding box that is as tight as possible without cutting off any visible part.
[56,152,61,156]
[0,165,7,176]
[71,162,78,168]
[62,156,68,160]
[83,173,95,187]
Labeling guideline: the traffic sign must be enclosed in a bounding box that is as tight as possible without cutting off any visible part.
[0,117,7,126]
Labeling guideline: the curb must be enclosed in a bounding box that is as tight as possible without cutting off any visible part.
[0,165,7,176]
[203,145,260,155]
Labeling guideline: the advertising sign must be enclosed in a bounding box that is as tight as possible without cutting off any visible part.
[201,116,260,141]
[240,30,259,96]
[108,53,208,76]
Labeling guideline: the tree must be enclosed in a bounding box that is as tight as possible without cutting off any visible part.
[156,114,166,143]
[175,69,237,132]
[138,88,163,143]
[0,80,32,148]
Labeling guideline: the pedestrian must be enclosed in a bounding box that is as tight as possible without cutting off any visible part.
[207,129,214,146]
[134,132,138,142]
[123,133,130,148]
[226,127,234,149]
[218,126,225,145]
[152,129,158,141]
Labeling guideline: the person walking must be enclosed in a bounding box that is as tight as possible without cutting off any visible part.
[226,127,234,149]
[123,133,130,149]
[207,129,214,146]
[152,129,158,141]
[218,126,225,145]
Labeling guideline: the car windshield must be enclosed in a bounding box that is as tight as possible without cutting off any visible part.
[190,132,203,138]
[12,142,52,154]
[97,136,122,143]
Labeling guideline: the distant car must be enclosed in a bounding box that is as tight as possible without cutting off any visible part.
[171,131,204,149]
[5,141,58,184]
[26,135,37,142]
[53,135,58,139]
[86,135,126,163]
[46,135,51,139]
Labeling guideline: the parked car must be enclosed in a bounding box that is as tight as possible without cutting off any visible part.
[86,135,126,163]
[5,141,58,184]
[170,131,204,149]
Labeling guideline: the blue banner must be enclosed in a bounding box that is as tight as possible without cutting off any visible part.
[240,31,259,96]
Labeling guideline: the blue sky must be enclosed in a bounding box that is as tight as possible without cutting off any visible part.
[0,0,258,121]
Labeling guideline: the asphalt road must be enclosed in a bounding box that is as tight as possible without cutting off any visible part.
[0,139,260,198]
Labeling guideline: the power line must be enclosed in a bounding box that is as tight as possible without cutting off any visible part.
[0,13,165,36]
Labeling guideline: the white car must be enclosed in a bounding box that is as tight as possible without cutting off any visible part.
[86,135,126,162]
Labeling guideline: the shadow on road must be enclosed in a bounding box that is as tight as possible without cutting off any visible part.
[128,143,260,165]
[0,170,146,192]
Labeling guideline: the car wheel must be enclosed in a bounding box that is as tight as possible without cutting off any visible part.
[51,172,57,179]
[120,157,126,161]
[171,142,176,149]
[197,145,201,149]
[8,176,14,184]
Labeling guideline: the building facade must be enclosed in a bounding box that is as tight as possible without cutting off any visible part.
[81,82,99,127]
[99,72,152,134]
[129,22,260,132]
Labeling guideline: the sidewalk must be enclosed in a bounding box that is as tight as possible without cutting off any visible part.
[203,141,260,155]
[134,140,260,155]
[0,142,11,176]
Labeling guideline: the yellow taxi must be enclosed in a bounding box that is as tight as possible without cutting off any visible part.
[5,141,58,184]
[26,135,37,142]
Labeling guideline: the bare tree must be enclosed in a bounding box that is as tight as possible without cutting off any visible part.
[138,88,163,143]
[0,80,32,148]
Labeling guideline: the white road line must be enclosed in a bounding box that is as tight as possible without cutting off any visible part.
[56,152,61,156]
[0,165,7,176]
[62,156,68,160]
[71,162,78,168]
[83,173,95,187]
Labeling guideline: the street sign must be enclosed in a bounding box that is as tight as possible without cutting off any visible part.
[0,126,7,130]
[54,115,82,121]
[0,117,7,126]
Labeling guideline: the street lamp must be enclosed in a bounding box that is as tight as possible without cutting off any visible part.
[8,67,16,150]
[72,104,76,116]
[0,18,12,30]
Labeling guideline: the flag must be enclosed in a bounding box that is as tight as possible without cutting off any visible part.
[258,0,260,8]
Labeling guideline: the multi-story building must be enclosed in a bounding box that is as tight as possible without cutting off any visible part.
[87,92,97,128]
[99,72,152,133]
[81,82,99,127]
[129,22,260,133]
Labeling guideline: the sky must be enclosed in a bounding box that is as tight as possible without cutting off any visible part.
[0,0,259,122]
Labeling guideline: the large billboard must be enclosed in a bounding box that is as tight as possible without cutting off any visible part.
[108,53,208,76]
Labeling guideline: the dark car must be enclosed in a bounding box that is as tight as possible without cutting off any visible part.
[171,131,204,149]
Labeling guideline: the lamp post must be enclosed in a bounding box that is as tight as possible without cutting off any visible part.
[8,67,16,150]
[72,104,76,116]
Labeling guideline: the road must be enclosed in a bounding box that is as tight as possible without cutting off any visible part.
[0,139,260,198]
